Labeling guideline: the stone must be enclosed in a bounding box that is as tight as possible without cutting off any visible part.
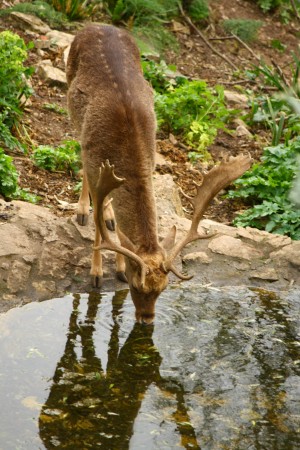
[183,252,212,264]
[36,60,67,87]
[270,242,300,269]
[236,124,253,138]
[154,174,185,218]
[0,224,31,257]
[7,260,31,293]
[208,235,263,260]
[9,12,50,34]
[46,30,74,49]
[249,268,279,282]
[224,91,249,108]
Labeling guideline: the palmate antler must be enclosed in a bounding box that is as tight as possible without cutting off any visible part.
[94,160,149,287]
[164,154,252,274]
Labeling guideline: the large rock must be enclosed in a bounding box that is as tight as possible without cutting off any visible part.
[36,60,67,87]
[9,12,51,34]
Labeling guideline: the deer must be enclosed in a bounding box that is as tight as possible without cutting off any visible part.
[66,24,252,324]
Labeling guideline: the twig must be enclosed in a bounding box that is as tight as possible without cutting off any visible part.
[231,34,261,61]
[178,3,238,71]
[290,0,300,21]
[209,34,260,61]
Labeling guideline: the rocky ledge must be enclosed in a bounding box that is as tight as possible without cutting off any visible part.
[0,173,299,314]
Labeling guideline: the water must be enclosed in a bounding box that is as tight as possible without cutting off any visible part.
[0,286,299,449]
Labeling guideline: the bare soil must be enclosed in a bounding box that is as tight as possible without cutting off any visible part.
[1,0,300,223]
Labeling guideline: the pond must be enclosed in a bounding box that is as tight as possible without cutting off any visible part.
[0,285,299,449]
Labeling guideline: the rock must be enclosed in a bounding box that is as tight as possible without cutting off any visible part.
[36,60,67,87]
[9,12,51,34]
[0,224,32,257]
[183,251,212,264]
[224,90,249,108]
[270,242,300,269]
[249,268,279,282]
[7,260,31,293]
[171,20,190,35]
[46,30,74,49]
[208,235,263,260]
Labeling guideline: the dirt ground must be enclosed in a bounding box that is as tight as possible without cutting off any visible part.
[1,0,300,224]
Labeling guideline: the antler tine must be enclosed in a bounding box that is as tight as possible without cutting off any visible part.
[94,160,148,282]
[166,154,252,268]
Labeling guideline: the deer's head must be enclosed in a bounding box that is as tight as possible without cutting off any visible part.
[95,156,252,324]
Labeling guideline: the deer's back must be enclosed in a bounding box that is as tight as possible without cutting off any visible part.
[67,25,155,142]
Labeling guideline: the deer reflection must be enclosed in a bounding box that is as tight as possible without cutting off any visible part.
[39,291,200,450]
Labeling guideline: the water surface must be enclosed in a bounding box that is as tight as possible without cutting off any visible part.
[0,286,299,449]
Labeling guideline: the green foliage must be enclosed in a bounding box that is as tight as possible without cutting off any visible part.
[188,0,210,21]
[0,148,38,202]
[0,148,19,198]
[31,140,81,173]
[107,0,179,53]
[0,31,34,151]
[141,59,179,93]
[254,0,299,22]
[155,80,232,161]
[246,57,300,144]
[255,0,281,12]
[0,1,66,28]
[222,19,263,42]
[48,0,95,20]
[228,139,300,239]
[43,102,68,115]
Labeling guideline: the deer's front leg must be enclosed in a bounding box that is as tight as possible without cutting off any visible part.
[91,209,103,288]
[77,170,90,226]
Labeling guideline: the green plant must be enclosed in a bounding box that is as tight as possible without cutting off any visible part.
[0,147,39,202]
[43,102,68,115]
[0,1,67,28]
[49,0,95,20]
[222,19,263,42]
[107,0,179,53]
[0,31,34,151]
[31,140,81,173]
[0,148,19,198]
[228,138,300,239]
[255,0,282,11]
[141,58,179,93]
[155,80,233,160]
[188,0,210,21]
[246,57,300,143]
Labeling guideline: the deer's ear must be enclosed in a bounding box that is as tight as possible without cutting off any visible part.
[117,226,137,252]
[160,225,177,251]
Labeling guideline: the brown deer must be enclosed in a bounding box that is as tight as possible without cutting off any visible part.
[67,24,251,324]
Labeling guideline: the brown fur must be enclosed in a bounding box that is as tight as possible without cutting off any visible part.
[67,24,168,323]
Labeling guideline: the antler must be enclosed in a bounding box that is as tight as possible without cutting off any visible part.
[165,154,252,269]
[94,160,148,286]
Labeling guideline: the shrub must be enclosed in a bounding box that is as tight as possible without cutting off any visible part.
[0,31,34,151]
[188,0,210,21]
[48,0,96,20]
[155,80,232,161]
[222,19,263,42]
[0,148,19,198]
[228,138,300,239]
[31,140,81,174]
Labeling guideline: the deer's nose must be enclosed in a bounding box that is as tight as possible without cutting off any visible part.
[141,313,155,325]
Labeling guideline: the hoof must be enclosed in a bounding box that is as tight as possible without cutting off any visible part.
[116,271,128,283]
[77,213,88,226]
[105,219,115,231]
[92,275,103,288]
